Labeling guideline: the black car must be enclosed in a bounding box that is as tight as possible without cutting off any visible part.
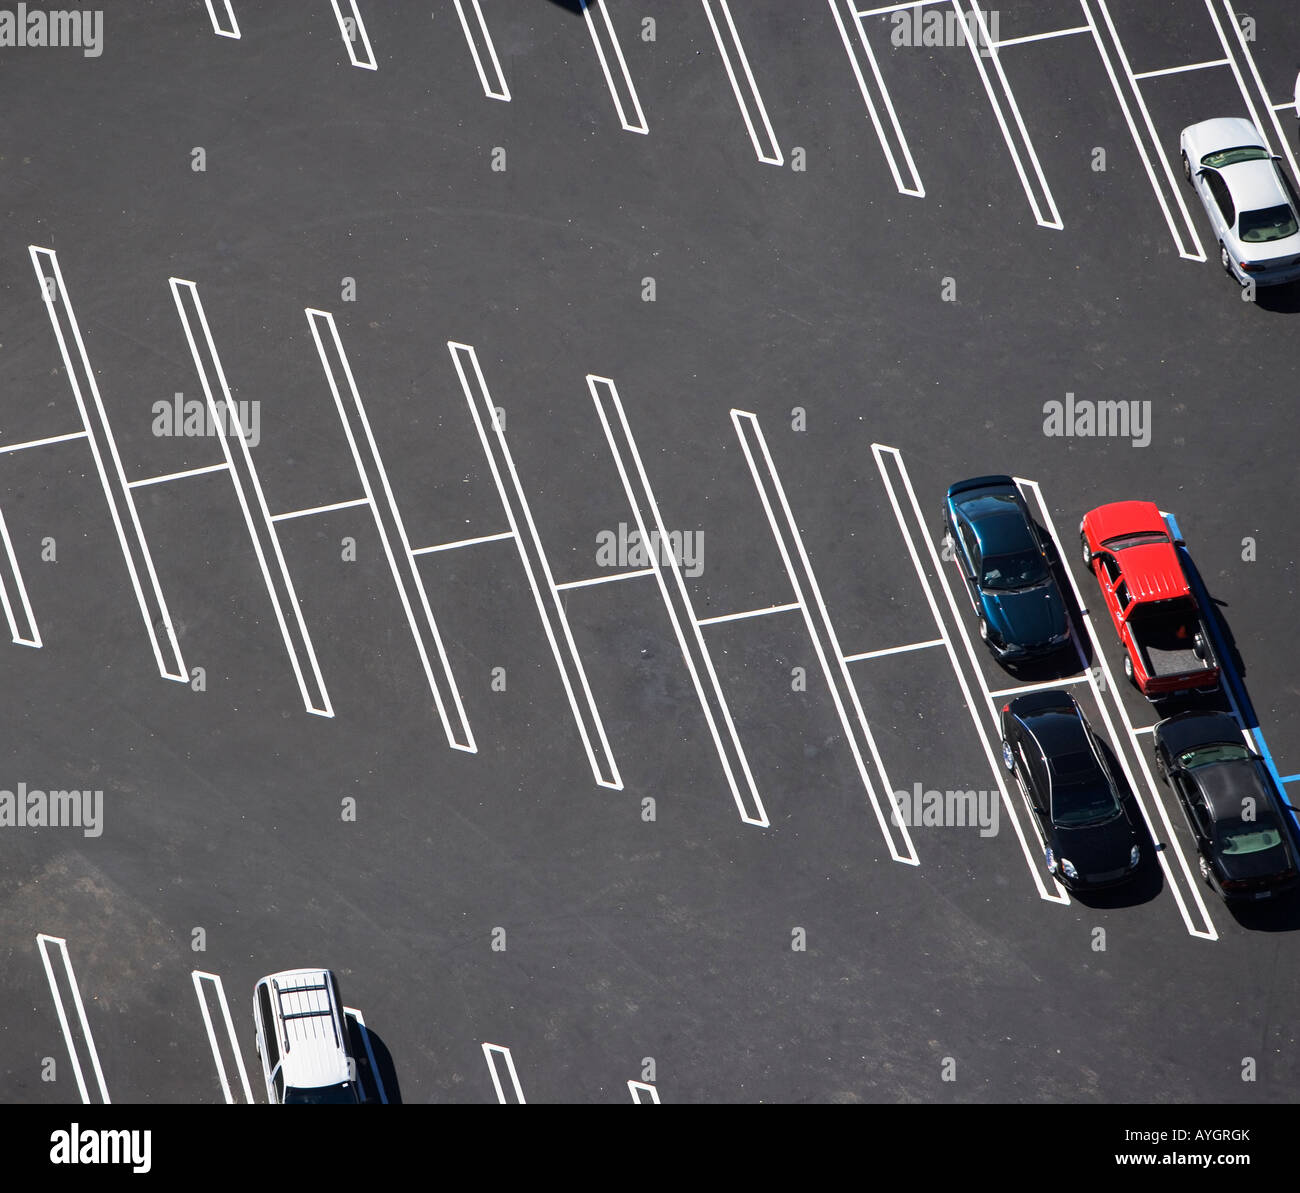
[1154,711,1299,902]
[943,476,1071,662]
[1000,690,1141,889]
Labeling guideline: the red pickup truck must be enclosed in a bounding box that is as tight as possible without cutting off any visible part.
[1079,501,1219,699]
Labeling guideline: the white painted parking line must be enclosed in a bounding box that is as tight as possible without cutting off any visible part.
[329,0,378,70]
[1082,0,1206,262]
[956,0,1063,229]
[36,935,110,1105]
[449,342,622,789]
[269,496,370,522]
[30,248,190,684]
[343,1006,388,1105]
[204,0,240,38]
[992,26,1089,49]
[306,310,474,749]
[453,0,510,101]
[591,376,769,827]
[701,0,784,165]
[855,0,949,16]
[842,638,943,662]
[0,505,39,647]
[581,0,648,135]
[171,279,334,718]
[1131,58,1228,80]
[411,530,515,554]
[696,601,801,626]
[1209,0,1300,194]
[192,971,254,1105]
[554,566,655,590]
[827,0,925,197]
[987,675,1090,699]
[734,412,918,865]
[482,1042,526,1104]
[129,462,231,489]
[0,430,88,454]
[873,445,1067,903]
[1016,478,1217,941]
[1131,724,1154,735]
[628,1080,661,1103]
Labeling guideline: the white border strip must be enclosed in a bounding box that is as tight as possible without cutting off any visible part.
[329,0,378,69]
[192,971,254,1104]
[37,935,110,1104]
[482,1042,526,1104]
[453,0,510,101]
[581,0,649,134]
[204,0,240,38]
[701,0,784,165]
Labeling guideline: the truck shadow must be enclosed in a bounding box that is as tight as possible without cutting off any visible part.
[346,1015,403,1104]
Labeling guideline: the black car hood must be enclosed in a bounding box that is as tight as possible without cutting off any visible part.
[1053,816,1136,873]
[984,582,1067,646]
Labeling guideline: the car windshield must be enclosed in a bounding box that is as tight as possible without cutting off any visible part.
[1177,742,1251,769]
[1238,203,1299,243]
[980,550,1048,591]
[1201,145,1268,169]
[284,1082,360,1105]
[1216,815,1283,856]
[1102,531,1168,551]
[1053,779,1121,827]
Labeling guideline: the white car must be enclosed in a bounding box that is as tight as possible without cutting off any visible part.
[1180,116,1300,287]
[253,968,361,1104]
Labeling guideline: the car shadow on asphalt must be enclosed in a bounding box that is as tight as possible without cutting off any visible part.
[346,1016,403,1104]
[1253,279,1300,314]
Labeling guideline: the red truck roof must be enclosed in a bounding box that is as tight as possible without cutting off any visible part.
[1086,500,1168,543]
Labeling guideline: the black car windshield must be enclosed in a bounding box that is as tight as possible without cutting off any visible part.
[1239,203,1299,243]
[1053,780,1122,827]
[284,1083,359,1105]
[1201,145,1268,169]
[980,550,1048,591]
[1177,742,1251,769]
[1216,815,1283,856]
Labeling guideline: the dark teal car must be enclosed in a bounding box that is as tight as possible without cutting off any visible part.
[943,476,1071,662]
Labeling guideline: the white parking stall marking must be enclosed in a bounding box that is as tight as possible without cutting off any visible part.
[191,971,254,1105]
[1131,58,1228,80]
[270,496,370,523]
[1081,0,1207,262]
[0,502,38,648]
[306,312,476,752]
[873,445,1067,904]
[453,0,510,101]
[204,0,240,38]
[696,602,801,626]
[29,248,190,684]
[581,0,648,135]
[482,1042,526,1104]
[1209,0,1300,194]
[171,278,334,718]
[590,376,768,827]
[0,430,88,454]
[987,675,1091,699]
[36,935,110,1105]
[628,1080,661,1103]
[448,342,622,788]
[343,1007,388,1105]
[733,412,918,865]
[329,0,378,70]
[954,0,1062,229]
[841,638,943,662]
[991,26,1090,50]
[129,462,231,490]
[827,0,925,197]
[1016,479,1217,942]
[554,566,655,590]
[701,0,783,165]
[412,530,515,554]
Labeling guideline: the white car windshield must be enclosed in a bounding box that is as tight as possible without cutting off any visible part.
[1202,145,1268,169]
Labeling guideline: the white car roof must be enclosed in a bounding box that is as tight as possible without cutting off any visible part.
[263,969,352,1090]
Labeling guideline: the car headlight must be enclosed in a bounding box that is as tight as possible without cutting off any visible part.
[1061,858,1078,881]
[1130,844,1141,868]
